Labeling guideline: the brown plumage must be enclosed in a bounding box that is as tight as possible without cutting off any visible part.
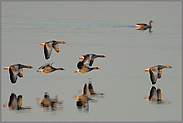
[144,65,173,84]
[3,64,33,84]
[136,20,154,30]
[40,40,66,60]
[37,62,65,73]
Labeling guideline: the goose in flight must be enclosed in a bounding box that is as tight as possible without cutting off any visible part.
[136,20,154,30]
[79,54,106,67]
[3,93,31,110]
[40,40,66,60]
[37,62,65,73]
[3,64,33,84]
[74,54,100,73]
[144,65,173,84]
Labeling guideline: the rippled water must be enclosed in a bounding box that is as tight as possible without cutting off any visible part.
[1,1,182,122]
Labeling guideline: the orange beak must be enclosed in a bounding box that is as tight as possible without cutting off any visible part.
[74,70,78,73]
[63,42,66,44]
[30,67,33,68]
[40,43,44,46]
[170,66,173,68]
[3,67,9,70]
[144,69,149,72]
[37,70,41,72]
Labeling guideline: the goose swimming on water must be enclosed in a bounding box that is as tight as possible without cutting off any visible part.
[136,20,154,30]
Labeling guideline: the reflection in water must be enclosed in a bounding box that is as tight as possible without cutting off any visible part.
[74,78,104,112]
[36,92,63,111]
[3,93,32,110]
[144,86,170,105]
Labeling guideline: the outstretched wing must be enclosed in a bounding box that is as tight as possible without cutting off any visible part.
[9,66,19,84]
[38,62,54,69]
[52,44,59,53]
[149,67,158,84]
[44,43,53,59]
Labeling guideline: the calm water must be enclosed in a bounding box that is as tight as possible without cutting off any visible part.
[1,1,182,122]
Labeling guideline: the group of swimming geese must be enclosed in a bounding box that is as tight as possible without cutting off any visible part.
[3,20,173,110]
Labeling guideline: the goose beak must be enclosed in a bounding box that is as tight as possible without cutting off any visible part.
[79,57,84,59]
[144,69,149,72]
[3,67,9,70]
[40,43,44,46]
[37,70,41,72]
[63,42,66,44]
[30,66,33,68]
[74,70,78,73]
[170,66,173,68]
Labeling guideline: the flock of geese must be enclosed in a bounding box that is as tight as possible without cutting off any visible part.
[3,20,172,111]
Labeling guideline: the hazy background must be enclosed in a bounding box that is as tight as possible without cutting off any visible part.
[1,1,182,122]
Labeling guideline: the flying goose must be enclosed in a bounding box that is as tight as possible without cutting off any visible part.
[3,64,33,84]
[40,40,66,60]
[37,62,65,73]
[79,54,106,67]
[144,65,173,84]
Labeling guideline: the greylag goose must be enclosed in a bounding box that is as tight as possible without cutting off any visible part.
[37,62,65,73]
[136,20,154,30]
[144,65,173,84]
[3,64,33,84]
[40,40,66,60]
[75,54,100,73]
[79,54,106,67]
[3,93,31,110]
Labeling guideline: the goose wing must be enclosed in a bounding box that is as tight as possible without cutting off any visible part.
[83,55,92,67]
[44,42,53,59]
[38,62,54,69]
[9,66,19,84]
[18,68,23,77]
[52,43,60,52]
[149,67,158,84]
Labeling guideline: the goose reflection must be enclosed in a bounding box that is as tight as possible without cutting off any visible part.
[144,86,170,105]
[74,83,97,112]
[79,78,105,97]
[3,93,32,110]
[36,92,63,111]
